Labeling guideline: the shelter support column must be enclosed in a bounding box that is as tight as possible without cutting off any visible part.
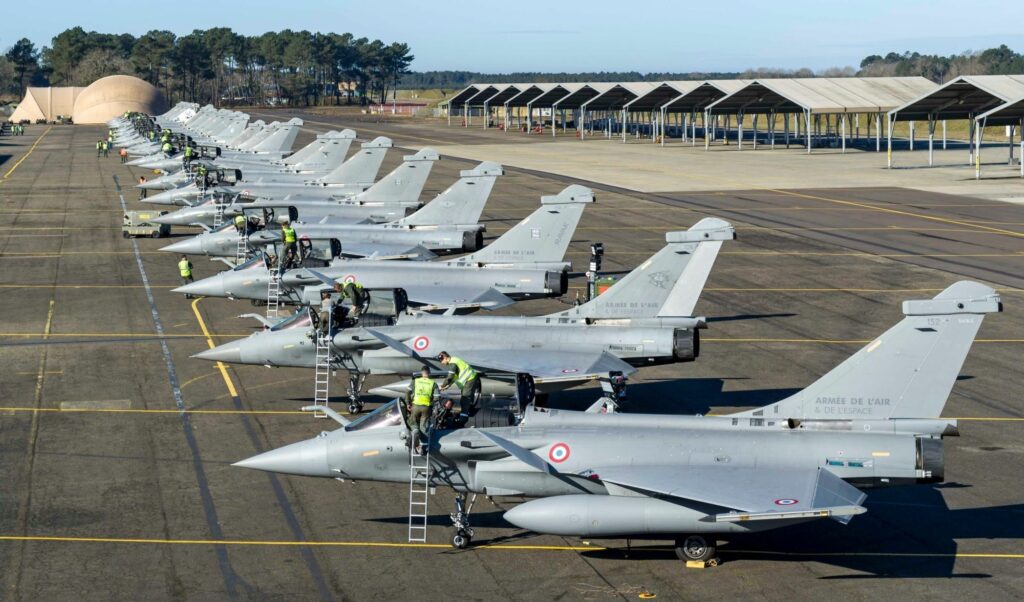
[886,112,894,168]
[738,112,744,150]
[804,110,811,154]
[784,113,790,148]
[1009,124,1015,166]
[909,120,915,151]
[976,117,986,180]
[841,114,846,154]
[928,116,935,166]
[942,120,947,149]
[875,113,881,152]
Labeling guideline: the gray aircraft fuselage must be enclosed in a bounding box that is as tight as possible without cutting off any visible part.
[237,403,939,537]
[179,261,566,304]
[198,313,700,385]
[163,222,484,257]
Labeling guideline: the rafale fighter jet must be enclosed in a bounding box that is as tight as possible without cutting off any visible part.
[160,158,501,260]
[172,185,594,310]
[233,281,1001,562]
[194,218,736,407]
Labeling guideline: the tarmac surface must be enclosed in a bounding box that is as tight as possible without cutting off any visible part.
[1,116,1023,600]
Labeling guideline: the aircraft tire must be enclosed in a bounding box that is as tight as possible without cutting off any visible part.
[674,535,715,562]
[451,530,471,549]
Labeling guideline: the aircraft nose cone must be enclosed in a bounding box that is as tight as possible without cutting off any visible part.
[173,274,224,298]
[126,156,151,167]
[143,189,182,205]
[159,237,204,254]
[233,435,332,477]
[192,340,242,364]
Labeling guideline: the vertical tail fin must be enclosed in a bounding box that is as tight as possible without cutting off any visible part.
[451,184,593,265]
[737,281,1002,420]
[250,118,302,153]
[289,130,355,172]
[354,148,440,205]
[549,217,735,319]
[317,136,391,185]
[284,129,355,170]
[397,161,503,226]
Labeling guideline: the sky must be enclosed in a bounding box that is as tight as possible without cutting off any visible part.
[2,0,1022,73]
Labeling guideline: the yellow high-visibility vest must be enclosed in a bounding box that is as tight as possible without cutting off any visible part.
[282,226,297,244]
[178,259,192,278]
[412,377,436,406]
[449,356,477,388]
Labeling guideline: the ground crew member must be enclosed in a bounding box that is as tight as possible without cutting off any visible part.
[319,291,335,337]
[119,147,128,163]
[96,139,103,157]
[138,176,148,199]
[336,280,367,318]
[405,366,439,454]
[280,219,297,271]
[161,140,173,157]
[148,130,155,141]
[234,214,246,233]
[101,141,109,157]
[437,351,481,415]
[196,164,208,190]
[183,144,194,167]
[178,255,195,298]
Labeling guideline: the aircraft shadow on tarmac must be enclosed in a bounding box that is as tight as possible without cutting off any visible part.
[579,486,1023,579]
[548,378,802,415]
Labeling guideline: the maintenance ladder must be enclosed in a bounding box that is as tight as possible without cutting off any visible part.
[266,270,282,320]
[312,331,332,414]
[234,228,248,265]
[212,195,226,229]
[408,444,431,543]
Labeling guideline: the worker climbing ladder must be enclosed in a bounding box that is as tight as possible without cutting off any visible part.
[234,226,248,265]
[266,270,281,320]
[311,330,332,415]
[408,444,431,543]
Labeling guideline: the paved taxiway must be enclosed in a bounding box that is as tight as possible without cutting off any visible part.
[1,115,1022,599]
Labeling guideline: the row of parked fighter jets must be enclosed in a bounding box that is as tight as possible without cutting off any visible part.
[109,102,1003,562]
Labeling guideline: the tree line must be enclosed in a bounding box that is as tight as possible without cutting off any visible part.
[403,45,1024,90]
[0,28,414,106]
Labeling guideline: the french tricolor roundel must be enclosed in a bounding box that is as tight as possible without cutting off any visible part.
[342,274,356,284]
[548,443,571,463]
[412,336,430,352]
[561,368,579,374]
[774,498,798,506]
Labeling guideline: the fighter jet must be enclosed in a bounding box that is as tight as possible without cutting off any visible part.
[137,129,359,193]
[233,281,1001,561]
[194,218,735,408]
[148,138,401,223]
[160,157,499,260]
[173,184,595,309]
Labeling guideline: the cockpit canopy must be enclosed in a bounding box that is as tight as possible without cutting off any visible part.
[345,399,404,432]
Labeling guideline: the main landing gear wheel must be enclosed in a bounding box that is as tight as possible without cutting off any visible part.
[451,529,472,549]
[348,401,363,414]
[449,494,476,549]
[675,535,716,563]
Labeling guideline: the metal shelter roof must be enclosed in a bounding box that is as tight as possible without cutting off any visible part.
[624,81,704,111]
[659,80,750,112]
[975,95,1024,126]
[888,75,1024,121]
[582,82,660,112]
[482,84,532,106]
[552,83,617,110]
[504,83,559,107]
[528,83,586,108]
[708,77,937,115]
[441,85,483,108]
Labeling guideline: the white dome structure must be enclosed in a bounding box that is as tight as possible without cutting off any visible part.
[72,75,166,124]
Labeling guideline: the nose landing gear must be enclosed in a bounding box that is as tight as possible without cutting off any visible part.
[449,493,476,549]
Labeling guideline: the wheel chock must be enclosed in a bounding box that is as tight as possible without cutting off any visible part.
[686,558,720,569]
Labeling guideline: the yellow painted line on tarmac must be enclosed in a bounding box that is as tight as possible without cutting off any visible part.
[1,126,52,181]
[0,332,249,338]
[0,534,603,552]
[769,189,1024,238]
[2,534,1022,559]
[566,250,1024,257]
[0,285,177,289]
[0,407,310,415]
[0,209,122,214]
[191,297,240,398]
[0,227,120,231]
